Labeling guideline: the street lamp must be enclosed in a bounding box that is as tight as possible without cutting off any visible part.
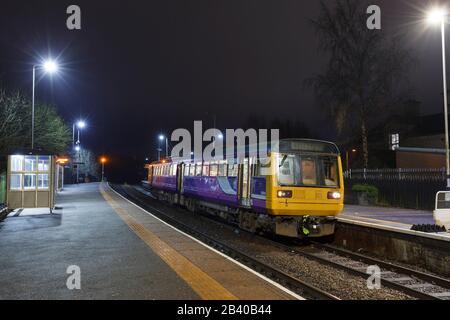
[73,120,86,147]
[345,149,357,172]
[159,134,168,159]
[427,7,450,188]
[31,59,59,149]
[100,157,107,182]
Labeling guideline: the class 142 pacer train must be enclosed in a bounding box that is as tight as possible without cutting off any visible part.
[143,139,344,239]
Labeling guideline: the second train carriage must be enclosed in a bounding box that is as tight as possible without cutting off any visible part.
[144,139,344,238]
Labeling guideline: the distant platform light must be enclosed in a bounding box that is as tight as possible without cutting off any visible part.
[77,121,86,129]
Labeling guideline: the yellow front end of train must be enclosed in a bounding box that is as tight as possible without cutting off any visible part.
[263,140,344,238]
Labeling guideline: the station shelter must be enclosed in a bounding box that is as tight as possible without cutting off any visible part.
[6,152,57,211]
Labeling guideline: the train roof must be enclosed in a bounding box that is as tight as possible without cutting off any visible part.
[148,138,340,165]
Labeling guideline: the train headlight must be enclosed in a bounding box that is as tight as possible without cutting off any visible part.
[277,190,293,198]
[327,191,342,199]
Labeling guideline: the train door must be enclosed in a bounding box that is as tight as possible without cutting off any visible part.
[148,165,154,186]
[238,158,252,207]
[177,163,185,194]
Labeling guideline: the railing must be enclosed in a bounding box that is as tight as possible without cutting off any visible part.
[344,168,446,210]
[345,168,446,182]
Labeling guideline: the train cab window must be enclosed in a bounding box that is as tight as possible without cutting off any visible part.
[278,155,295,185]
[210,164,218,177]
[195,163,202,176]
[202,163,210,176]
[301,157,317,185]
[322,157,339,187]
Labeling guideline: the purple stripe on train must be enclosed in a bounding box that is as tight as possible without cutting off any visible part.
[152,176,178,192]
[152,175,267,212]
[183,176,239,207]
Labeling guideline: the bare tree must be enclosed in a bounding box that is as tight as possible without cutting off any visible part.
[307,0,412,167]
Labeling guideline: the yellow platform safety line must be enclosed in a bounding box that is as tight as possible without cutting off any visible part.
[100,186,238,300]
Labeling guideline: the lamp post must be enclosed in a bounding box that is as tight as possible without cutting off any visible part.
[31,59,58,149]
[159,134,168,158]
[72,120,86,148]
[74,144,81,183]
[345,149,357,173]
[100,157,107,182]
[427,8,450,188]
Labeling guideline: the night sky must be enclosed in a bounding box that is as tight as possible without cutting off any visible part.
[0,0,447,168]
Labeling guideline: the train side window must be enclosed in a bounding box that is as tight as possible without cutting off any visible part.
[202,163,210,176]
[171,165,177,176]
[184,164,190,176]
[210,164,218,177]
[228,164,238,177]
[218,163,226,176]
[195,163,202,176]
[190,164,196,176]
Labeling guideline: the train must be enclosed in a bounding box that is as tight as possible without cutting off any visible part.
[143,138,344,239]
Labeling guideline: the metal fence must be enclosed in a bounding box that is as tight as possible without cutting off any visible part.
[344,168,446,210]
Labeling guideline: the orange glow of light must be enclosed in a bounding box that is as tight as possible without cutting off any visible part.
[161,159,166,164]
[56,158,69,164]
[100,157,107,164]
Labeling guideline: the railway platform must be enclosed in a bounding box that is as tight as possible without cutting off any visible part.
[340,205,450,241]
[0,182,299,300]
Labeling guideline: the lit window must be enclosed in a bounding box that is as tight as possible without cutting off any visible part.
[38,156,50,171]
[171,165,177,176]
[301,158,317,186]
[38,174,49,189]
[218,162,227,176]
[322,157,339,187]
[189,164,195,176]
[202,163,210,176]
[195,164,202,176]
[11,156,24,172]
[210,164,218,177]
[25,156,37,171]
[184,164,190,176]
[10,174,22,190]
[228,164,238,177]
[24,174,36,190]
[278,155,295,186]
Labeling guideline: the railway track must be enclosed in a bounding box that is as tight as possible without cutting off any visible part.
[301,242,450,300]
[117,183,450,300]
[110,183,339,300]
